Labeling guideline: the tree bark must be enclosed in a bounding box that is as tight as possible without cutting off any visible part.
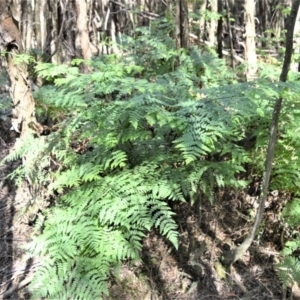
[75,0,92,72]
[244,0,257,81]
[225,0,235,68]
[258,0,268,47]
[175,0,189,50]
[199,0,207,40]
[0,0,41,137]
[207,0,217,45]
[217,0,223,58]
[223,0,300,268]
[291,6,300,71]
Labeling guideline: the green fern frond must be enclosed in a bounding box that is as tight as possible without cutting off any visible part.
[281,198,300,227]
[276,256,300,288]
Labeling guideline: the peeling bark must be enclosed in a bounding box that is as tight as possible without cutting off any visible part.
[0,0,41,138]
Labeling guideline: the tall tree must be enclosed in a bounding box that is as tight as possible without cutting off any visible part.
[291,5,300,71]
[217,0,223,58]
[258,0,268,47]
[244,0,257,80]
[176,0,189,49]
[207,0,218,45]
[0,0,41,137]
[75,0,92,72]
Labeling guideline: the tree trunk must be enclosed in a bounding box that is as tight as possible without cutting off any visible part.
[75,1,91,59]
[217,0,223,58]
[244,0,257,81]
[175,0,189,50]
[258,0,268,47]
[199,0,207,40]
[225,0,235,68]
[207,0,218,45]
[0,0,41,138]
[291,6,300,71]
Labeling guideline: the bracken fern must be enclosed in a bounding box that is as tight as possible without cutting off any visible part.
[2,23,288,299]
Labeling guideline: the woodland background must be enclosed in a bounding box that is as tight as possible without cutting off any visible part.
[0,0,300,299]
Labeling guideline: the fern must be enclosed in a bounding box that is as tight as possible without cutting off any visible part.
[276,256,300,289]
[4,22,284,299]
[274,197,300,289]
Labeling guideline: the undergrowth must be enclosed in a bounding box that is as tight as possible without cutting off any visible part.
[2,21,300,298]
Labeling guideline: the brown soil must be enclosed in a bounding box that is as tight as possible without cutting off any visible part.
[104,193,300,300]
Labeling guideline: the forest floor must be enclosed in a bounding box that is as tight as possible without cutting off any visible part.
[107,197,297,300]
[0,118,36,300]
[0,117,299,300]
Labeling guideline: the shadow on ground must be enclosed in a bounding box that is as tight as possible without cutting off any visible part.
[0,119,33,299]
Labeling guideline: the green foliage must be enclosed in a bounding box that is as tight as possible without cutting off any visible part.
[281,199,300,227]
[276,256,300,288]
[12,53,36,65]
[271,80,300,192]
[4,22,296,299]
[276,198,300,288]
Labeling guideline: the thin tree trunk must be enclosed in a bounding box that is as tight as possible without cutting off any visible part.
[244,0,257,81]
[199,0,207,39]
[291,7,300,71]
[175,0,189,50]
[259,0,268,47]
[225,0,235,68]
[217,0,223,58]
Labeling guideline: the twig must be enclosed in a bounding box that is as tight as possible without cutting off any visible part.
[0,238,32,242]
[3,261,41,277]
[2,274,33,299]
[189,33,244,63]
[109,0,161,18]
[0,136,8,148]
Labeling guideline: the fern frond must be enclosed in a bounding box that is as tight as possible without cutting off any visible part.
[276,257,300,288]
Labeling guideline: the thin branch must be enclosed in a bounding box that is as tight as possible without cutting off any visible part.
[225,0,235,68]
[0,238,32,242]
[3,262,41,277]
[109,0,161,18]
[2,274,33,299]
[189,33,244,63]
